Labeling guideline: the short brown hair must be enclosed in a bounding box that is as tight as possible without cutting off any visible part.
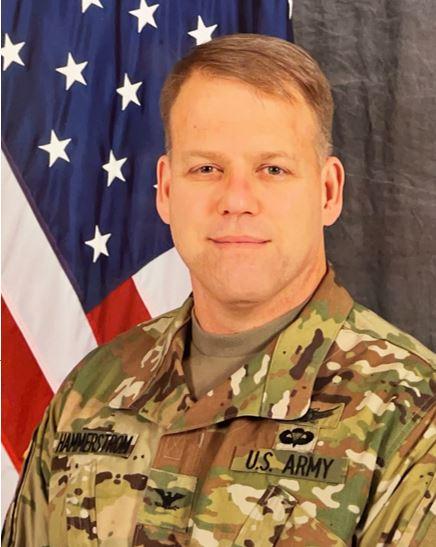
[160,33,334,157]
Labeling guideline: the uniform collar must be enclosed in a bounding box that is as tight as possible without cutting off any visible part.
[109,263,353,431]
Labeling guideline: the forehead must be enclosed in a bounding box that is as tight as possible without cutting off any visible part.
[169,71,318,147]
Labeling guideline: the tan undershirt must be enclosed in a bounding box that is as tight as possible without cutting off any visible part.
[183,299,309,400]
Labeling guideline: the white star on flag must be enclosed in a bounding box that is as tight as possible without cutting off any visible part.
[84,225,111,263]
[81,0,103,13]
[187,16,218,45]
[38,130,72,167]
[56,53,88,90]
[116,73,142,110]
[102,150,127,187]
[129,0,159,32]
[1,33,25,71]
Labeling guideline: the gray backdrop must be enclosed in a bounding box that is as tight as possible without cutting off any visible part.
[294,0,436,350]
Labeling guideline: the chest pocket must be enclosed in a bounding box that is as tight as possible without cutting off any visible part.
[48,456,98,546]
[233,485,347,547]
[49,453,149,547]
[133,468,197,546]
[233,485,295,546]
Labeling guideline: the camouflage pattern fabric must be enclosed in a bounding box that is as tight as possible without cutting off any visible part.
[3,264,435,546]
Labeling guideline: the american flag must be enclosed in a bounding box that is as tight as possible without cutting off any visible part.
[1,0,294,516]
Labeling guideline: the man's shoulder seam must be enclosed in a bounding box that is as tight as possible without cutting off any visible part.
[137,305,182,329]
[341,302,435,370]
[99,305,182,347]
[384,395,436,463]
[62,306,184,392]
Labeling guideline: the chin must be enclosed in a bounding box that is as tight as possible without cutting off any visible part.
[212,280,275,307]
[187,254,285,303]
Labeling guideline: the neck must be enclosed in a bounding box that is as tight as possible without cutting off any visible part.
[192,257,327,334]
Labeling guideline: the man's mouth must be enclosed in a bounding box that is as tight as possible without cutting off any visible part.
[209,235,269,245]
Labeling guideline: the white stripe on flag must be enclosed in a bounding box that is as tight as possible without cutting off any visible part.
[1,446,19,523]
[133,246,191,317]
[2,153,97,391]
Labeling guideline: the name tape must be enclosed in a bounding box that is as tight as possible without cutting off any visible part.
[231,448,348,484]
[54,430,138,458]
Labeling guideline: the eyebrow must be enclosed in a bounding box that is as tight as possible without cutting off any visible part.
[257,151,297,162]
[181,150,297,162]
[182,151,226,162]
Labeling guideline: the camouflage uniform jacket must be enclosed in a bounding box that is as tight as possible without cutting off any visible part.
[3,265,436,547]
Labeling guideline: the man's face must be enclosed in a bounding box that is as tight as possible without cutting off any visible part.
[157,72,343,307]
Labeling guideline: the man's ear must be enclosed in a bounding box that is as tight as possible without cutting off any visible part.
[321,156,345,227]
[156,154,171,225]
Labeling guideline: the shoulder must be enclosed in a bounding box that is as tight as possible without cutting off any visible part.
[56,304,186,414]
[320,301,435,458]
[78,305,180,372]
[323,301,435,439]
[350,303,435,366]
[335,301,435,374]
[322,300,435,413]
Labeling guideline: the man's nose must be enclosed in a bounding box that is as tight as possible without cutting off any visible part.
[216,172,261,216]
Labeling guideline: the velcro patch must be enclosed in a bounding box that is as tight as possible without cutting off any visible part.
[54,430,138,458]
[275,424,318,452]
[140,468,197,531]
[231,448,348,484]
[295,402,344,429]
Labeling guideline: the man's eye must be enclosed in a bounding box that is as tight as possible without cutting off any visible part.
[197,165,216,174]
[265,165,285,176]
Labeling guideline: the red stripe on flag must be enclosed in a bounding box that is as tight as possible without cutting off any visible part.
[86,277,151,345]
[1,298,54,471]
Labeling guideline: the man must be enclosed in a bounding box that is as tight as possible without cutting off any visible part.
[3,34,435,547]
